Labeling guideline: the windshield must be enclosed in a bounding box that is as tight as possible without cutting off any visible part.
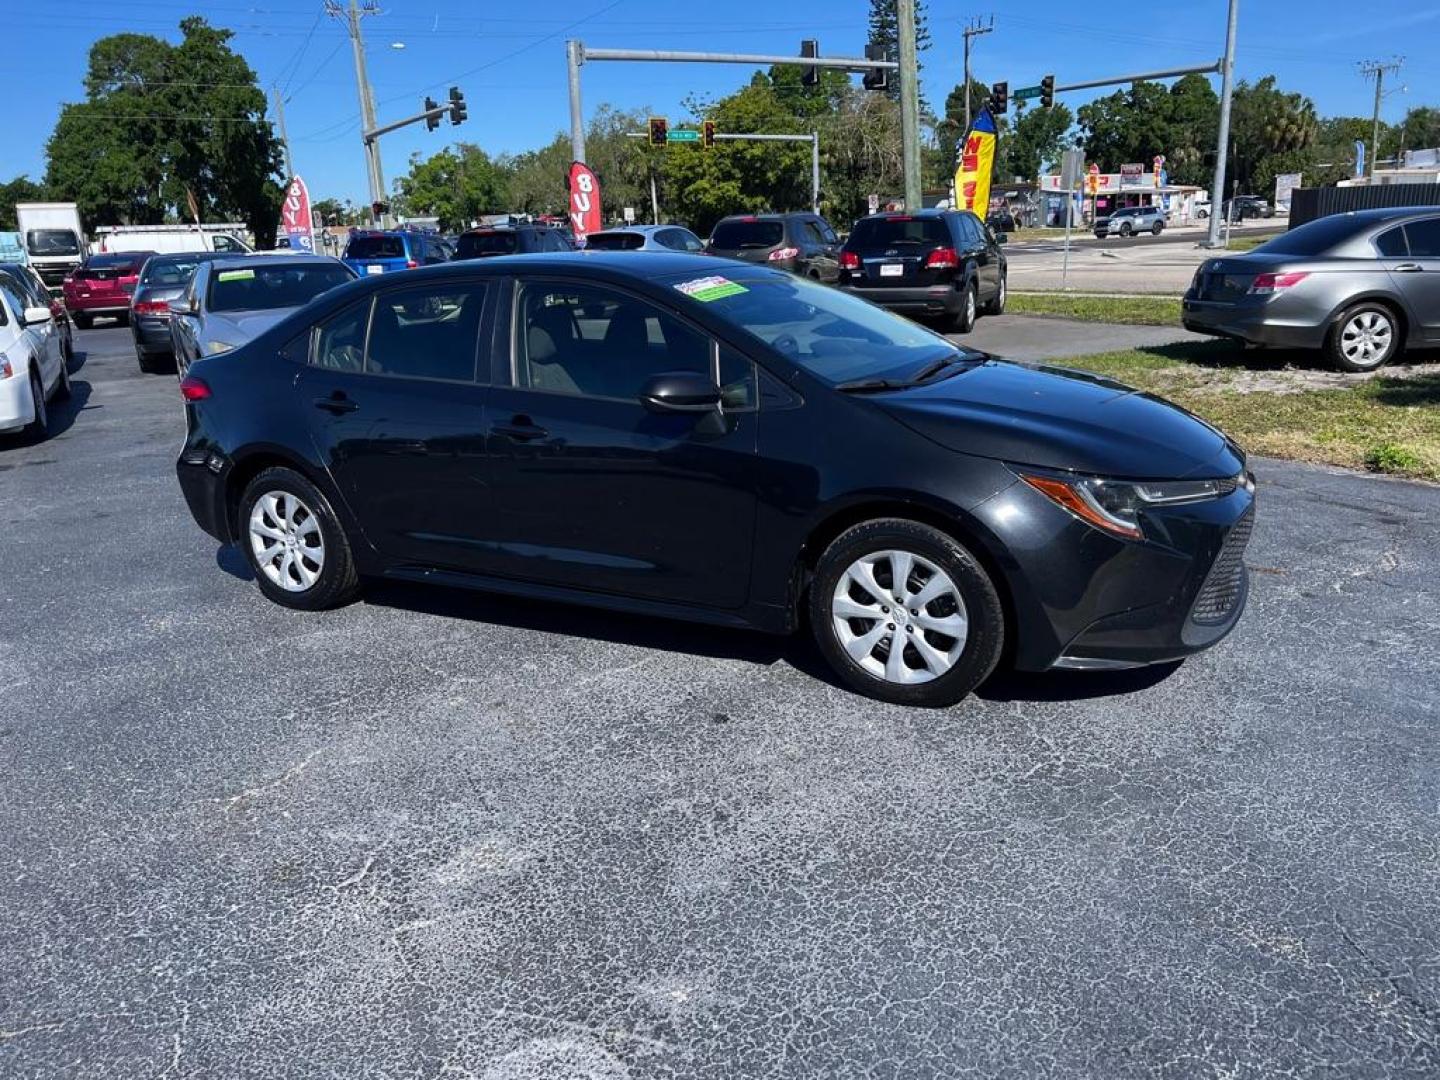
[141,255,215,286]
[585,231,645,251]
[207,263,354,312]
[27,229,80,256]
[710,220,784,249]
[848,216,950,247]
[456,231,518,258]
[345,235,405,259]
[667,270,976,386]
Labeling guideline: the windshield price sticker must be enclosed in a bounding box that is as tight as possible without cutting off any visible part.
[217,268,255,282]
[674,275,748,302]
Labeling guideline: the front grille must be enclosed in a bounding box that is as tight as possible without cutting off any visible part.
[1191,511,1255,625]
[37,265,69,287]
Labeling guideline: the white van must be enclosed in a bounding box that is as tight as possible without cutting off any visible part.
[95,225,253,256]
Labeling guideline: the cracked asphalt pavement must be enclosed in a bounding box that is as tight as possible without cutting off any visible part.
[2,325,1437,1078]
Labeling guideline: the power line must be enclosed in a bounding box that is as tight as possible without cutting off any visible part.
[277,6,327,97]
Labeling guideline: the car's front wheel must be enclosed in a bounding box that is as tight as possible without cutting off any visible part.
[809,520,1005,707]
[238,467,360,610]
[1328,303,1400,372]
[1119,222,1133,237]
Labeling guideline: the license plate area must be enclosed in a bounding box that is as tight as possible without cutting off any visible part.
[879,263,904,278]
[366,265,384,275]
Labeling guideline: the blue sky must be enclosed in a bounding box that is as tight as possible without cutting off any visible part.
[6,0,1437,204]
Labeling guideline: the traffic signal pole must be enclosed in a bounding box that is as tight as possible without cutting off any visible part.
[1206,0,1239,249]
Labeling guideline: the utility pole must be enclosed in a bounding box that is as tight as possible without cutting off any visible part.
[1204,0,1239,249]
[567,40,587,163]
[897,0,922,210]
[1359,58,1403,179]
[329,0,385,224]
[272,87,295,180]
[961,16,994,135]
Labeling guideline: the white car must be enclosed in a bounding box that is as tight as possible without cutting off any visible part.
[0,276,70,440]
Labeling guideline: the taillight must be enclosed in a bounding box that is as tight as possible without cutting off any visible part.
[768,247,800,261]
[1248,271,1309,294]
[134,300,169,315]
[924,247,960,269]
[839,250,861,270]
[179,376,211,402]
[406,260,418,269]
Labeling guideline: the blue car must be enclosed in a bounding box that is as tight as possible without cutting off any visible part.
[342,230,451,277]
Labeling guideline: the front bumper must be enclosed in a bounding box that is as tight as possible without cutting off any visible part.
[972,474,1257,672]
[839,283,963,316]
[1181,294,1326,350]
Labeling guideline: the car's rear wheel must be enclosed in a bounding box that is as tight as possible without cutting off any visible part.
[238,467,360,611]
[951,280,977,334]
[1328,303,1400,372]
[809,519,1005,707]
[24,369,50,441]
[1151,221,1164,235]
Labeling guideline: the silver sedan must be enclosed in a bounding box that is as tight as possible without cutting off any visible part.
[1182,207,1440,371]
[582,224,706,253]
[170,256,357,375]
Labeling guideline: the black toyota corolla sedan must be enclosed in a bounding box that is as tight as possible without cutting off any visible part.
[175,253,1255,707]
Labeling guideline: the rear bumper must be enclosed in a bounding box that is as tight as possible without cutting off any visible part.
[133,316,173,352]
[1181,295,1326,349]
[839,283,963,315]
[176,456,231,543]
[65,296,131,316]
[0,368,37,433]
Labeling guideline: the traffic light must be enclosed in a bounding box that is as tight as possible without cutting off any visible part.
[648,116,668,146]
[991,81,1008,115]
[701,120,716,149]
[800,39,819,87]
[862,43,888,92]
[424,96,439,132]
[1040,74,1055,109]
[448,86,467,125]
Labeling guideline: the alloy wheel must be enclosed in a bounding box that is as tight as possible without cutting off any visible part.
[1339,311,1393,368]
[830,549,969,684]
[965,286,976,327]
[249,490,325,592]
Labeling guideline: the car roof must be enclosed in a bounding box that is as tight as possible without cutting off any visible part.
[715,212,814,222]
[592,224,678,236]
[331,251,769,290]
[854,209,956,222]
[1325,206,1440,224]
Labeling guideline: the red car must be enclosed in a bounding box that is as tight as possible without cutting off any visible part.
[63,252,155,328]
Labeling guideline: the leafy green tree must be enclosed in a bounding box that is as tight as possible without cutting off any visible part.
[504,106,654,221]
[311,198,362,228]
[1229,76,1318,194]
[998,102,1074,182]
[820,87,905,222]
[0,176,47,230]
[45,18,283,242]
[1398,106,1440,154]
[394,144,509,231]
[867,0,930,103]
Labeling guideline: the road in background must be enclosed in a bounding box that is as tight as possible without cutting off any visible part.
[3,327,1438,1078]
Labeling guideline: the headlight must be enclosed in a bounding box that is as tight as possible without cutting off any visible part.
[205,340,238,355]
[1018,470,1243,541]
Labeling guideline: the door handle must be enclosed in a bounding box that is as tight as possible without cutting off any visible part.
[1393,263,1424,273]
[492,419,548,442]
[313,393,358,414]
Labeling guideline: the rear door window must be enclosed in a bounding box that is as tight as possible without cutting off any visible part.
[710,220,784,249]
[1404,218,1440,258]
[1375,227,1408,257]
[365,283,487,382]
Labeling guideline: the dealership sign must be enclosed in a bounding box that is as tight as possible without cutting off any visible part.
[568,161,603,245]
[281,176,315,252]
[1120,163,1145,186]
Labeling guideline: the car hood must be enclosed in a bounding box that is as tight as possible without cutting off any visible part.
[204,309,294,343]
[874,358,1241,480]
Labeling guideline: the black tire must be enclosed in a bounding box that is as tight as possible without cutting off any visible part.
[808,519,1005,707]
[1119,222,1133,238]
[72,312,92,330]
[951,279,978,334]
[1326,301,1401,373]
[1151,221,1164,235]
[53,357,71,401]
[982,271,1007,316]
[237,466,360,611]
[24,369,50,441]
[135,344,158,374]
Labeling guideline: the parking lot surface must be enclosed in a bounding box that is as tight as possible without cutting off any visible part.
[3,326,1438,1078]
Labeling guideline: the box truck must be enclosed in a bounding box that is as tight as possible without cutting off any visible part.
[16,203,87,294]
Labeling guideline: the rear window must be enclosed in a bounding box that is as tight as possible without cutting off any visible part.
[848,216,951,248]
[456,231,518,258]
[585,231,645,251]
[76,254,146,277]
[1253,214,1379,256]
[207,263,355,313]
[710,220,785,249]
[26,229,80,256]
[345,235,406,260]
[141,256,211,286]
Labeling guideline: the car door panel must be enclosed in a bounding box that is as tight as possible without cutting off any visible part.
[1388,218,1440,343]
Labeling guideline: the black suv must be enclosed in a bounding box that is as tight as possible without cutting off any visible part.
[837,209,1007,333]
[455,224,573,260]
[705,213,841,282]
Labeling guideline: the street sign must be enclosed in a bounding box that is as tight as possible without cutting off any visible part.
[1014,85,1043,101]
[1060,149,1083,190]
[867,193,880,214]
[623,206,636,223]
[667,129,700,143]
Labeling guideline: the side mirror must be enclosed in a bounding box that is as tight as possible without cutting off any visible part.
[640,371,722,414]
[22,305,54,326]
[994,232,1008,245]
